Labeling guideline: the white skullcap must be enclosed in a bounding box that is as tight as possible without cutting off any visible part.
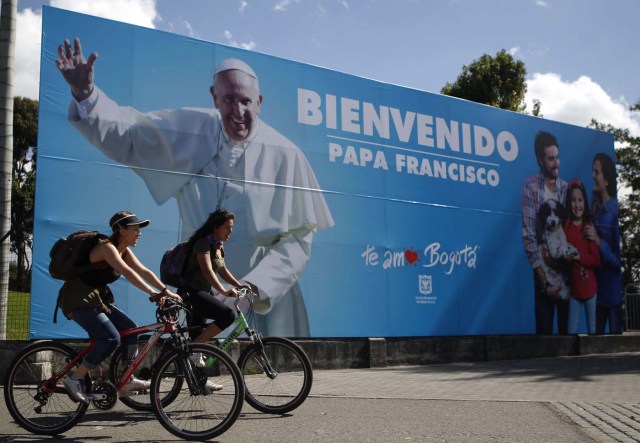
[213,58,259,81]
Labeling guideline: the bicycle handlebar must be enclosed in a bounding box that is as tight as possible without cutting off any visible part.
[154,296,191,324]
[234,286,257,311]
[150,287,255,317]
[236,286,254,297]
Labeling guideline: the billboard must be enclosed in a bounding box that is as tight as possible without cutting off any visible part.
[31,7,619,339]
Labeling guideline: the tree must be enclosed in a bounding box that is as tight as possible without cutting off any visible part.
[11,97,38,291]
[441,49,528,113]
[531,99,543,118]
[589,105,640,287]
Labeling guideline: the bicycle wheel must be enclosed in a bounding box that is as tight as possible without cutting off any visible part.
[238,336,313,414]
[150,343,245,441]
[3,341,90,435]
[109,338,182,411]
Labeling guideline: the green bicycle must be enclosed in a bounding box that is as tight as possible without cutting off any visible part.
[109,287,313,414]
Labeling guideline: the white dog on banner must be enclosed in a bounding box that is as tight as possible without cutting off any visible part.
[536,199,578,300]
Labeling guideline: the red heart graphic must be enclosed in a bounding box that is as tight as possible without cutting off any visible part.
[405,250,418,264]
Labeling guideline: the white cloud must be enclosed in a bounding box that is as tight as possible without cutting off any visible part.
[274,0,290,12]
[155,14,198,39]
[179,17,199,39]
[223,30,256,51]
[243,41,257,50]
[525,73,640,137]
[274,0,300,12]
[50,0,159,28]
[239,0,248,13]
[508,46,520,57]
[14,1,160,100]
[14,8,42,99]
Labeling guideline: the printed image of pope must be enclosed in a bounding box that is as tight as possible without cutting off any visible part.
[55,37,334,337]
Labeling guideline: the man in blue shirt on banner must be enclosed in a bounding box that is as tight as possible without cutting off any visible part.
[521,131,569,335]
[55,38,334,337]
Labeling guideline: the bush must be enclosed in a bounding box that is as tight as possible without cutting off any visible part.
[9,261,31,292]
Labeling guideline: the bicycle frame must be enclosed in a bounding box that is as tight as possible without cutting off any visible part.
[114,301,207,398]
[216,293,277,379]
[41,304,185,398]
[218,288,264,350]
[218,311,253,351]
[114,319,176,391]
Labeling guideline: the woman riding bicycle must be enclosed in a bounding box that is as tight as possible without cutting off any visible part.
[180,210,250,376]
[58,211,181,404]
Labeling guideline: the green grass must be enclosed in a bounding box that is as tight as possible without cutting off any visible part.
[6,291,30,340]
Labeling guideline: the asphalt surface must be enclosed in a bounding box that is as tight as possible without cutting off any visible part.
[2,352,640,442]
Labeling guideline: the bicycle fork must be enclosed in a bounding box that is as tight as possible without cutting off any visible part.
[173,333,208,396]
[243,327,277,380]
[252,340,278,380]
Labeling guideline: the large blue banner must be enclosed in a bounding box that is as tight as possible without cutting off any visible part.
[31,7,618,339]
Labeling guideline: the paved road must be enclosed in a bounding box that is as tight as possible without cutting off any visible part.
[2,352,640,442]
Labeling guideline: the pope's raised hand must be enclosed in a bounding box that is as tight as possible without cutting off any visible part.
[55,38,98,101]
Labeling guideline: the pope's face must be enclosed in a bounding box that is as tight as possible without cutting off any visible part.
[211,70,262,141]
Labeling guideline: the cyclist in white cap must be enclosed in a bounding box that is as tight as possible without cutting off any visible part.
[59,210,181,404]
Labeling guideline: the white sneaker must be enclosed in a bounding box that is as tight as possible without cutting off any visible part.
[119,376,151,396]
[63,375,88,404]
[205,380,223,392]
[190,352,206,368]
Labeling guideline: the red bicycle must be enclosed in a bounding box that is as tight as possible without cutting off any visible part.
[3,297,245,441]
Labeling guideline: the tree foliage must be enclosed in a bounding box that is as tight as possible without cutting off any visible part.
[589,105,640,287]
[11,96,38,291]
[441,49,528,113]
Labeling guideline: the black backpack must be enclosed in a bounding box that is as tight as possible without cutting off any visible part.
[50,230,110,323]
[49,230,108,281]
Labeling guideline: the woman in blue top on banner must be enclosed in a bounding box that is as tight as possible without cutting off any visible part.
[583,153,623,334]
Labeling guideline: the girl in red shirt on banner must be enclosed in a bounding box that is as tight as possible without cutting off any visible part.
[564,179,601,334]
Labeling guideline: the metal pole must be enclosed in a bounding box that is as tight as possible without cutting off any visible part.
[0,0,17,340]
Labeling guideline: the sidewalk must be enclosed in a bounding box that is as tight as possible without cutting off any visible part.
[311,352,640,442]
[2,352,640,442]
[313,352,640,402]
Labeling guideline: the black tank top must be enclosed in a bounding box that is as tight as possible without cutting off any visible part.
[79,264,121,288]
[77,240,123,288]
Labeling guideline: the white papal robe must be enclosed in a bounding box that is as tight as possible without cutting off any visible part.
[68,87,334,337]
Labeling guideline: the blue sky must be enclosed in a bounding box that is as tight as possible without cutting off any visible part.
[13,0,640,135]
